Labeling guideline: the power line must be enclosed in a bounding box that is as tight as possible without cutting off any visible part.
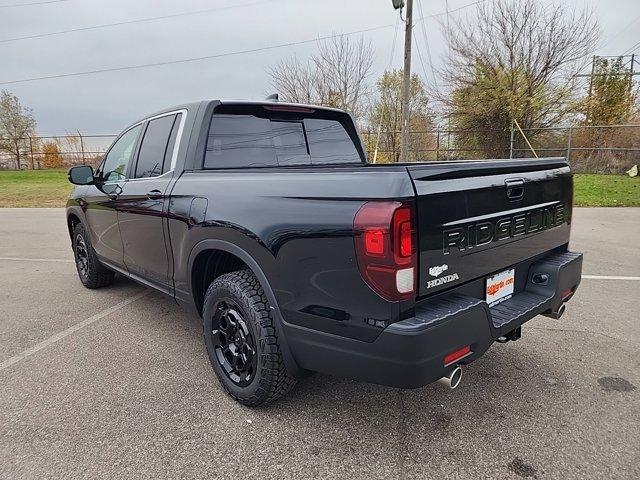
[622,40,640,56]
[1,0,481,44]
[418,0,487,21]
[0,0,273,44]
[0,0,67,8]
[569,13,640,84]
[409,0,487,87]
[0,25,395,86]
[415,0,438,87]
[0,0,485,86]
[372,12,401,164]
[413,31,431,86]
[598,14,640,54]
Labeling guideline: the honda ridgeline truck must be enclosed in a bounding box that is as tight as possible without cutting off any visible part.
[66,100,583,406]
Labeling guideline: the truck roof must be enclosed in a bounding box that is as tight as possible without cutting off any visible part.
[217,99,349,115]
[136,99,350,126]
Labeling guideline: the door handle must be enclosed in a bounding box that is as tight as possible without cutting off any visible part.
[106,183,123,200]
[146,189,163,200]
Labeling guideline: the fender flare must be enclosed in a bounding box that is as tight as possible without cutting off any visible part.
[66,205,86,239]
[187,239,305,379]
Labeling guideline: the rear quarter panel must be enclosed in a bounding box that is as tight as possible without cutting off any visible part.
[168,166,415,341]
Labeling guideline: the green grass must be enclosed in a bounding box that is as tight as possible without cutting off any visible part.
[0,169,71,207]
[0,169,638,208]
[573,174,639,207]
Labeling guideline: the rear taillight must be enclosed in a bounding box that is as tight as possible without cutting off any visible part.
[354,201,417,301]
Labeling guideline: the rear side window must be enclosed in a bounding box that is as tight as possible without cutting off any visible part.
[305,118,361,164]
[135,114,178,178]
[163,113,182,172]
[271,121,308,165]
[204,110,362,169]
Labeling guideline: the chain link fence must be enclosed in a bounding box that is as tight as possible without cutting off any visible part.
[360,124,640,173]
[1,124,638,173]
[0,134,116,170]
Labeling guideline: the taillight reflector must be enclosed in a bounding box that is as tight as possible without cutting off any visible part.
[444,345,471,366]
[353,201,417,301]
[561,288,574,301]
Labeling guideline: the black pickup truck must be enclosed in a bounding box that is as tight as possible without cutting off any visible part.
[66,100,583,406]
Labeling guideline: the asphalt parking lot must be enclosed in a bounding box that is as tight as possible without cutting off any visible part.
[1,207,638,479]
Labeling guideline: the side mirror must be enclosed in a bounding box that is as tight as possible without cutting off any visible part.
[68,165,95,185]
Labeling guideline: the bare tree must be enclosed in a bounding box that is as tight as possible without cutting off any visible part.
[58,134,85,166]
[269,56,317,105]
[440,0,599,158]
[0,90,37,170]
[269,36,374,121]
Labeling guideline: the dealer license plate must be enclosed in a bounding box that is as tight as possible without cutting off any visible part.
[486,269,515,307]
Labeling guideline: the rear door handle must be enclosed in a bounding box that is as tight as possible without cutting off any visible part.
[146,189,163,200]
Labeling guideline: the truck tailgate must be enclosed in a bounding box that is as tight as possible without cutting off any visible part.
[406,158,573,298]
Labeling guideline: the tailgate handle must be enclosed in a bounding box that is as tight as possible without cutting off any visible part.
[505,178,524,201]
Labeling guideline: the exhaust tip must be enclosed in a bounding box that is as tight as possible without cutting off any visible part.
[437,366,462,389]
[450,367,462,389]
[557,303,566,318]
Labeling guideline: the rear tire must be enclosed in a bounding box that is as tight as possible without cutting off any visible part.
[72,222,115,289]
[202,269,296,406]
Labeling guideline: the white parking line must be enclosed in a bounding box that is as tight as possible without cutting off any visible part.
[0,256,74,263]
[582,275,640,281]
[0,291,148,372]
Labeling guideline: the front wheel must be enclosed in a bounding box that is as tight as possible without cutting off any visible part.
[202,270,296,406]
[72,222,115,289]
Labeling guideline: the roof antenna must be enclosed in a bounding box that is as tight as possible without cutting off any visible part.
[265,93,279,102]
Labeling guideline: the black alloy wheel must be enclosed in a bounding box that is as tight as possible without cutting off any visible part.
[74,233,90,279]
[210,298,258,387]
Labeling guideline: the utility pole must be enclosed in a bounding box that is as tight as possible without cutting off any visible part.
[629,54,635,93]
[400,0,413,163]
[586,55,596,124]
[77,130,86,166]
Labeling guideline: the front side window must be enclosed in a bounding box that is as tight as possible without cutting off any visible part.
[101,124,142,181]
[135,114,178,178]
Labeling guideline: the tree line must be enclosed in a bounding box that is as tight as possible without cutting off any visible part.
[0,90,101,170]
[270,0,639,170]
[1,0,638,171]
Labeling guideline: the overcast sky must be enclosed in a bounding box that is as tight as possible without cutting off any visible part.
[1,0,639,136]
